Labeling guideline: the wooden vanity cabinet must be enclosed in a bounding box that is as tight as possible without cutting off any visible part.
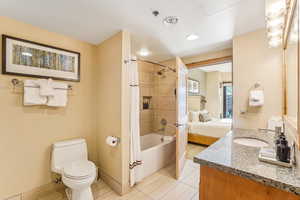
[199,166,300,200]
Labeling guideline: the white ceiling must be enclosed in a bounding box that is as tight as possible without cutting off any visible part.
[1,0,265,61]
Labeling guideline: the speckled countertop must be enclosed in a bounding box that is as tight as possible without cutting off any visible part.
[194,128,300,195]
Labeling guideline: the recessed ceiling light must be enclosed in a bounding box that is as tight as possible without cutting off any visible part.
[163,16,179,26]
[138,48,151,57]
[186,34,199,41]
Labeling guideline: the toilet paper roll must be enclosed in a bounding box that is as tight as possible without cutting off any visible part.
[106,136,118,147]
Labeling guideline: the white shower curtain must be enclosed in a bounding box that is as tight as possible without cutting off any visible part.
[129,59,142,187]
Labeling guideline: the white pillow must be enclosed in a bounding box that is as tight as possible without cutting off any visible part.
[189,111,200,122]
[199,109,209,115]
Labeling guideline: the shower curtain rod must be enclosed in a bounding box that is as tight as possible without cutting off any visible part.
[124,58,176,72]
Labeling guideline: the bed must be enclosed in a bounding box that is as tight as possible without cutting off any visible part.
[188,118,232,146]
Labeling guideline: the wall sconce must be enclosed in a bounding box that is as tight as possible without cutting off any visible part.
[265,0,287,47]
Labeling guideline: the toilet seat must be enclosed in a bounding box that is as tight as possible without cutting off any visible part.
[63,160,96,180]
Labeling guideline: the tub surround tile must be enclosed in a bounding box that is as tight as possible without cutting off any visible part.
[194,128,300,196]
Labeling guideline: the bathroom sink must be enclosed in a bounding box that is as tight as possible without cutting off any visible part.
[233,137,268,147]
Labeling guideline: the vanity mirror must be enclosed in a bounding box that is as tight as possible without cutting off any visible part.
[283,0,299,147]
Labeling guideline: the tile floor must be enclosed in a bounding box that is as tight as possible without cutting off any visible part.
[92,159,200,200]
[42,143,206,200]
[186,143,207,160]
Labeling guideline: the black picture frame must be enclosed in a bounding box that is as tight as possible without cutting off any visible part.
[2,34,80,82]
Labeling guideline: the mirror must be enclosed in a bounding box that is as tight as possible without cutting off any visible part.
[284,0,299,146]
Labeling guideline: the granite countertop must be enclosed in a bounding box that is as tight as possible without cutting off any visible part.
[194,128,300,195]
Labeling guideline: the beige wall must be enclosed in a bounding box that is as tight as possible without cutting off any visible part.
[206,72,221,118]
[220,72,232,83]
[0,16,98,198]
[95,31,130,194]
[188,69,207,96]
[182,48,232,64]
[233,29,283,129]
[187,70,206,112]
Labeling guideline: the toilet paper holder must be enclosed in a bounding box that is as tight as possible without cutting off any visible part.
[106,136,121,146]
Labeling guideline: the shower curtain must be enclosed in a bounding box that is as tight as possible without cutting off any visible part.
[129,59,142,187]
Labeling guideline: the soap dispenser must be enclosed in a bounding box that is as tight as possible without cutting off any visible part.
[276,132,291,163]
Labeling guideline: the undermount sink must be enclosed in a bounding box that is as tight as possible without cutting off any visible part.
[233,137,269,147]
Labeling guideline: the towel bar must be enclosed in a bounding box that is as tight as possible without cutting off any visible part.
[11,78,72,90]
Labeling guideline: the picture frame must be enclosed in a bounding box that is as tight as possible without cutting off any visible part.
[188,78,200,96]
[2,35,80,82]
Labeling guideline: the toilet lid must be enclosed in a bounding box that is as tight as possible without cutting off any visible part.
[63,160,95,180]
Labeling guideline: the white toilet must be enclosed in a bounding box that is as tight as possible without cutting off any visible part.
[51,138,96,200]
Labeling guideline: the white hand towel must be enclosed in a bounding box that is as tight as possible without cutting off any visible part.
[47,82,68,107]
[24,80,47,105]
[249,90,264,107]
[37,79,54,97]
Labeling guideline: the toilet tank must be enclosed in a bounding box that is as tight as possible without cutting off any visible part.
[51,138,88,173]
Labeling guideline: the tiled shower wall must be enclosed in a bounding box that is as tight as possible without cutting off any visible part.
[138,61,155,136]
[153,69,177,136]
[138,60,177,136]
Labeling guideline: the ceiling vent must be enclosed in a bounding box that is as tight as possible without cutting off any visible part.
[163,16,179,25]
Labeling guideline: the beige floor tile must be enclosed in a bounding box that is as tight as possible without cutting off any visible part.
[160,183,196,200]
[180,170,200,189]
[96,189,120,200]
[191,192,199,200]
[136,173,179,200]
[157,163,176,178]
[179,163,197,180]
[99,188,152,200]
[92,181,112,199]
[185,159,199,169]
[186,143,206,160]
[42,161,200,200]
[120,189,153,200]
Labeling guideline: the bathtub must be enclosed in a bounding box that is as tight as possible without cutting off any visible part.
[140,133,176,179]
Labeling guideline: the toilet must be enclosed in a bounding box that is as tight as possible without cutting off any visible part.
[51,138,96,200]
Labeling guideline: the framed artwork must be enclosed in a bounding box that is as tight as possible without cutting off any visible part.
[2,35,80,82]
[188,78,200,96]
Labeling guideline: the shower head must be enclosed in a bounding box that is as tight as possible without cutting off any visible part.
[157,69,166,76]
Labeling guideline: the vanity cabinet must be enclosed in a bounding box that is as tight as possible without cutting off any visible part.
[199,166,299,200]
[195,129,300,200]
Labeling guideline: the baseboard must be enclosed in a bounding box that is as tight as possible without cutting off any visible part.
[99,169,123,195]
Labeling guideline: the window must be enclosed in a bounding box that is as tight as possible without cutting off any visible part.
[222,82,232,118]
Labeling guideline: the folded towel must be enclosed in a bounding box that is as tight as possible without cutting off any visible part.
[24,80,47,105]
[47,82,68,107]
[37,79,54,97]
[249,90,264,107]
